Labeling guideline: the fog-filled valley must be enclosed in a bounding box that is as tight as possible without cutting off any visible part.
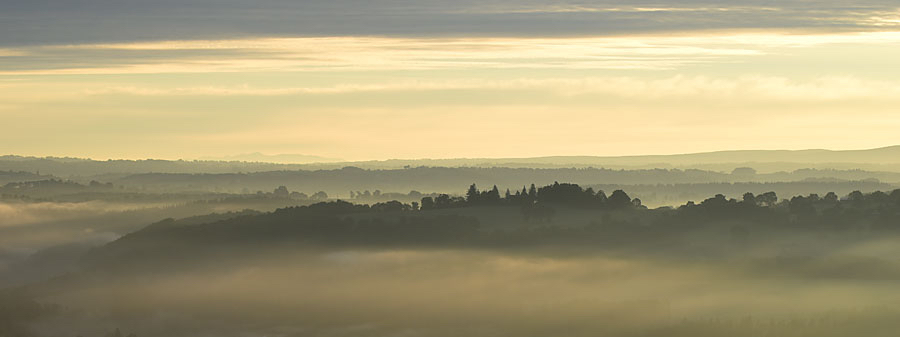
[4,154,900,336]
[7,0,900,332]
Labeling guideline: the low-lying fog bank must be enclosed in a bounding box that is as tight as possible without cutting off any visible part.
[16,248,900,337]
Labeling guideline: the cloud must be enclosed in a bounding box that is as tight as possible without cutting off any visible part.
[2,1,900,46]
[5,31,900,75]
[0,33,840,75]
[0,36,759,74]
[77,75,900,102]
[0,49,26,57]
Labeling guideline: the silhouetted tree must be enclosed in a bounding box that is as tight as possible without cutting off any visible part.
[742,192,756,205]
[420,196,435,210]
[485,185,501,204]
[595,190,608,205]
[756,191,777,207]
[311,191,329,201]
[607,190,632,209]
[466,184,479,204]
[847,190,865,207]
[632,198,644,208]
[435,194,452,208]
[273,185,289,198]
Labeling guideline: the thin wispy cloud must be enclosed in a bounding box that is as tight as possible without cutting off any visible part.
[0,36,766,75]
[0,49,26,57]
[77,75,900,103]
[5,32,900,75]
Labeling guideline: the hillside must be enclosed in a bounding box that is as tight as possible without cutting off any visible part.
[77,183,900,272]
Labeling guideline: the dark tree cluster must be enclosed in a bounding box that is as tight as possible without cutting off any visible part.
[350,189,435,205]
[266,185,326,201]
[446,182,640,210]
[419,194,468,210]
[666,188,900,232]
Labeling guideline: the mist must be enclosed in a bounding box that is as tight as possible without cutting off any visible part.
[25,246,900,337]
[1,179,900,336]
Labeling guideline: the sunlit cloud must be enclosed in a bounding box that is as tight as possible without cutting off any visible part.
[0,49,26,57]
[4,32,900,76]
[866,11,900,26]
[75,75,900,102]
[0,36,770,75]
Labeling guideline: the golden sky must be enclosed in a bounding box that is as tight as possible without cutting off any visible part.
[2,2,900,160]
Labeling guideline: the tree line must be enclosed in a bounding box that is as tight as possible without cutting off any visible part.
[418,182,642,212]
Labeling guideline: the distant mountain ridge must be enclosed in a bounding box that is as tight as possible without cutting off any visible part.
[347,146,900,167]
[3,146,900,176]
[199,152,343,164]
[296,146,900,172]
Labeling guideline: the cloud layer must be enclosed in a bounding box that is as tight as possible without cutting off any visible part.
[4,32,900,75]
[2,0,900,45]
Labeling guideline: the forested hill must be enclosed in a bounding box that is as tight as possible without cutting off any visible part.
[81,182,900,271]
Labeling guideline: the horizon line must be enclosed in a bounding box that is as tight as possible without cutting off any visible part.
[3,144,899,164]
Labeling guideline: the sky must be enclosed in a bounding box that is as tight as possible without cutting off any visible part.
[2,0,900,161]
